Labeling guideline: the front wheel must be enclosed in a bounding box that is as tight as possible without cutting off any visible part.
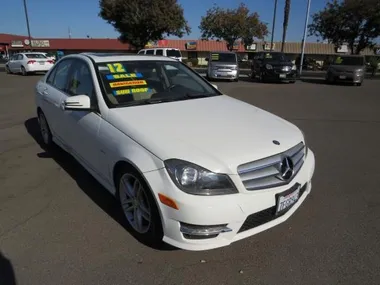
[5,65,11,74]
[21,66,27,76]
[116,167,163,246]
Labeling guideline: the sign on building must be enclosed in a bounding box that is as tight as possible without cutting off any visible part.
[11,40,23,48]
[246,43,257,51]
[185,41,197,50]
[31,40,50,48]
[264,43,275,50]
[337,44,348,53]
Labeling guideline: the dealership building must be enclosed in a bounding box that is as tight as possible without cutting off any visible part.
[1,33,379,66]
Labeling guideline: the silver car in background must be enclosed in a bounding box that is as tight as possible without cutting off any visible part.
[205,51,240,82]
[325,55,366,86]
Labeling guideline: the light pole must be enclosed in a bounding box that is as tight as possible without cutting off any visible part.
[270,0,278,51]
[23,0,32,50]
[299,0,311,77]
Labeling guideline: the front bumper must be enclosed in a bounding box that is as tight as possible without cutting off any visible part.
[263,69,297,81]
[331,72,364,83]
[208,69,239,80]
[144,149,316,251]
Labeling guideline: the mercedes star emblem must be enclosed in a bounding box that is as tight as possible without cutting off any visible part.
[279,156,294,181]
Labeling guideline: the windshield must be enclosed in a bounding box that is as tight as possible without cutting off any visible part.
[25,54,47,59]
[210,53,237,63]
[263,52,288,61]
[166,49,181,57]
[97,60,220,107]
[332,56,364,66]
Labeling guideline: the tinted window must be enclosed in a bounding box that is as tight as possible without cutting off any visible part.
[96,60,219,107]
[17,54,23,60]
[67,60,94,98]
[263,52,287,61]
[49,59,74,91]
[146,50,154,55]
[137,50,145,54]
[166,49,181,57]
[156,49,163,56]
[25,54,47,59]
[210,53,237,63]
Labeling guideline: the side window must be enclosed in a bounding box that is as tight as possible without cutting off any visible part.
[67,60,95,99]
[50,59,74,91]
[146,50,154,55]
[137,50,145,55]
[17,54,23,60]
[155,49,163,56]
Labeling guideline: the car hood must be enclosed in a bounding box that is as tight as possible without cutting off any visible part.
[106,95,304,174]
[330,65,364,72]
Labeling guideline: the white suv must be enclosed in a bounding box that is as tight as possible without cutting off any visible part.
[138,48,182,62]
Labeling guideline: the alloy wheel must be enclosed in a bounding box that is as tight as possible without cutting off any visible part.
[119,173,151,234]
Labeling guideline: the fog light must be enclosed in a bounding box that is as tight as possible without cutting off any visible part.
[180,222,232,239]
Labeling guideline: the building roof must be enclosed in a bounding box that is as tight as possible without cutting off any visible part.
[0,33,378,56]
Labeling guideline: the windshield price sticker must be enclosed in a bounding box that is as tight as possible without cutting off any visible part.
[113,88,151,96]
[109,80,147,88]
[107,63,126,73]
[211,54,219,60]
[106,73,143,80]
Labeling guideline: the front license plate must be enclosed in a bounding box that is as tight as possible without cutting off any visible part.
[275,186,301,215]
[339,75,346,79]
[279,74,286,78]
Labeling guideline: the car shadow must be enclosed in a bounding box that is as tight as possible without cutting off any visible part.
[301,78,357,86]
[24,117,177,251]
[0,252,17,285]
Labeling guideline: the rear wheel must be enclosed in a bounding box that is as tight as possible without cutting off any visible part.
[21,66,27,76]
[116,166,163,246]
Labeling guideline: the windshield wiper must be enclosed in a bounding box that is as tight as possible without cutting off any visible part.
[117,97,181,107]
[184,92,218,98]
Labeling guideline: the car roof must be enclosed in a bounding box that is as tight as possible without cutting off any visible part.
[77,52,178,63]
[141,47,180,50]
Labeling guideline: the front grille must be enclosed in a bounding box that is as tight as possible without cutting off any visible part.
[237,142,305,191]
[237,183,308,233]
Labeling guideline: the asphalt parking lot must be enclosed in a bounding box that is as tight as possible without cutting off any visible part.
[1,72,380,285]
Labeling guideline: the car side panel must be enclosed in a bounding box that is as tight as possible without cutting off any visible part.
[96,118,164,194]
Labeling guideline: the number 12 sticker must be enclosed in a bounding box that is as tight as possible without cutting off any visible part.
[107,63,126,73]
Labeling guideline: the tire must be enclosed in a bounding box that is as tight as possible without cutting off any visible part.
[116,166,163,246]
[233,78,239,82]
[21,66,27,76]
[5,65,11,74]
[38,111,53,148]
[259,72,266,83]
[289,80,296,84]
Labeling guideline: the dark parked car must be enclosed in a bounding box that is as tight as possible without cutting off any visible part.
[325,55,366,86]
[250,52,297,83]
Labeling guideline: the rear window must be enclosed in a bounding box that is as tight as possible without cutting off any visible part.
[166,49,181,57]
[25,54,47,59]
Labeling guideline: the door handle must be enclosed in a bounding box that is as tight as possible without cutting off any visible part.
[42,87,49,96]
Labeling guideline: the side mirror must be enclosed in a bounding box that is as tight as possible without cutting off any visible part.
[211,84,218,90]
[63,95,92,111]
[205,58,209,62]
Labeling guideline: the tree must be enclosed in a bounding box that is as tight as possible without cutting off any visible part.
[309,0,380,55]
[281,0,291,52]
[199,3,268,51]
[99,0,191,51]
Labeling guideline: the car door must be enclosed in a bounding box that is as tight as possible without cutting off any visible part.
[42,58,75,146]
[59,59,104,179]
[8,54,20,72]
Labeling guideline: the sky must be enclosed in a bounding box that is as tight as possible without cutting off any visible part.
[2,0,329,42]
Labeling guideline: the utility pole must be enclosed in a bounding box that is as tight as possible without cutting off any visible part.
[23,0,32,51]
[299,0,311,77]
[270,0,278,51]
[68,27,72,39]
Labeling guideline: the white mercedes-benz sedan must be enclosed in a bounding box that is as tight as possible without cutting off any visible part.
[34,53,315,251]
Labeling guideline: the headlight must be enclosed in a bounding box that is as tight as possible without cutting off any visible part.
[292,65,297,70]
[164,159,238,196]
[265,64,273,69]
